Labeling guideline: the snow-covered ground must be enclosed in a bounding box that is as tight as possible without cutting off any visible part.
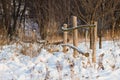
[0,41,120,80]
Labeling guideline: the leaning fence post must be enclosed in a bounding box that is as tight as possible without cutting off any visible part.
[92,21,97,63]
[72,16,78,57]
[63,24,68,53]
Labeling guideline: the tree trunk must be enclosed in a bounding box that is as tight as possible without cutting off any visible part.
[90,28,93,49]
[12,0,22,36]
[99,35,102,49]
[99,17,104,49]
[1,0,11,37]
[112,22,116,38]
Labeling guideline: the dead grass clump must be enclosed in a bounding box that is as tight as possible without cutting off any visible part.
[0,27,9,46]
[97,53,104,70]
[20,43,40,57]
[0,38,9,46]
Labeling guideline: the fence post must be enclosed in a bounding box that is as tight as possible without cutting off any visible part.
[63,24,68,53]
[72,16,78,57]
[85,29,88,46]
[92,21,97,63]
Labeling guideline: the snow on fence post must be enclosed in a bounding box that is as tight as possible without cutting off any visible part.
[72,16,78,57]
[63,24,68,53]
[92,21,97,63]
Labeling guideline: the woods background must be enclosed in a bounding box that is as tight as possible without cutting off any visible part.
[0,0,120,44]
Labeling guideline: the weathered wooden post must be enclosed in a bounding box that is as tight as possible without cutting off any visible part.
[63,24,68,53]
[85,29,88,46]
[92,21,97,63]
[72,16,78,57]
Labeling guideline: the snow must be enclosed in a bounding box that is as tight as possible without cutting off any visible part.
[0,41,120,80]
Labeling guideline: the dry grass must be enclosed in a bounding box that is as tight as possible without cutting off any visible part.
[46,35,63,43]
[0,37,9,45]
[20,43,41,57]
[17,27,37,43]
[0,27,9,46]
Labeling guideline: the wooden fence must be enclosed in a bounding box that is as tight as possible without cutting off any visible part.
[62,16,97,63]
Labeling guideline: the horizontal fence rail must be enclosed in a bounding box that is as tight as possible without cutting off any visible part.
[61,24,95,31]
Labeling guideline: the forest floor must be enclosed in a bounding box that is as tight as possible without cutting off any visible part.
[0,40,120,80]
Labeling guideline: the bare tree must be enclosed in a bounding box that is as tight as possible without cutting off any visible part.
[74,0,120,49]
[0,0,120,42]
